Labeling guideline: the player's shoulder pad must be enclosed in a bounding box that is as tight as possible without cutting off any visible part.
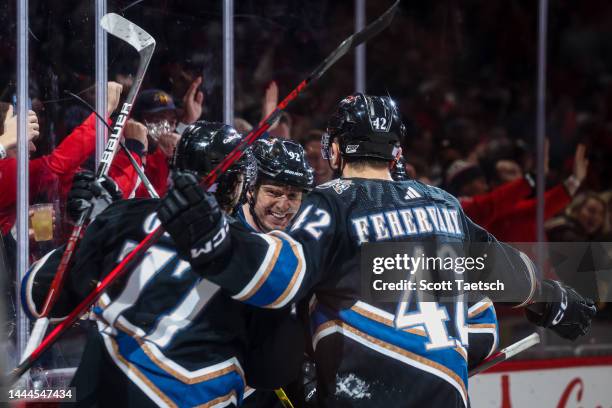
[315,178,354,195]
[409,180,462,208]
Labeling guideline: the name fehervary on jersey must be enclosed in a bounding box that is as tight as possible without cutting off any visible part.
[351,205,463,244]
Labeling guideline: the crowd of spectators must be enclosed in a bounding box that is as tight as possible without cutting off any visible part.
[1,0,612,357]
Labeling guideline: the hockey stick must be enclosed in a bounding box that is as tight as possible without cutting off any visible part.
[468,332,540,377]
[64,89,159,198]
[275,388,295,408]
[18,13,155,367]
[8,1,399,384]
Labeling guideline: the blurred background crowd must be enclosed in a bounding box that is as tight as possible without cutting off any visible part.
[1,0,612,373]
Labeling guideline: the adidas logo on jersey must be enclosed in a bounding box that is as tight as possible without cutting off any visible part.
[404,187,421,200]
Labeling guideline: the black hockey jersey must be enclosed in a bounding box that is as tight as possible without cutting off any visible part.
[23,199,304,408]
[195,178,535,408]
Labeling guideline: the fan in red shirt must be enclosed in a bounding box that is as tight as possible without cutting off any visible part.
[0,82,145,235]
[447,143,588,242]
[119,77,204,198]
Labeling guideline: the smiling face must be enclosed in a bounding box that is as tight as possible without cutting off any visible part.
[250,183,303,231]
[576,197,606,235]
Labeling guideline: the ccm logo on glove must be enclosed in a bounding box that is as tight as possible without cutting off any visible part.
[191,218,229,259]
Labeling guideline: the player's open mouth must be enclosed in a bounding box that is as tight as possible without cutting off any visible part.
[270,211,289,220]
[264,210,292,227]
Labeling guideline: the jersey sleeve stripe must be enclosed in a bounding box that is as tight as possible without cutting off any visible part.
[467,299,493,319]
[242,238,298,307]
[232,231,306,309]
[265,231,307,309]
[468,323,496,329]
[242,387,256,400]
[232,234,282,302]
[466,299,499,358]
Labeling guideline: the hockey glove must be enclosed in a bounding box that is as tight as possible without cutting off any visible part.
[67,170,123,223]
[526,279,597,341]
[157,172,230,268]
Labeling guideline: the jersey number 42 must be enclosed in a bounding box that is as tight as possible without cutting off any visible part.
[394,245,469,350]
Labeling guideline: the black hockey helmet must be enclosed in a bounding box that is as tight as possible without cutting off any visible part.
[391,154,409,181]
[251,138,314,191]
[325,93,405,161]
[173,121,250,175]
[172,121,252,211]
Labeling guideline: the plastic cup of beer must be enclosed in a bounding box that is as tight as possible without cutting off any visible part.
[30,203,54,242]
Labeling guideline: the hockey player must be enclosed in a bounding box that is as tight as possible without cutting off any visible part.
[158,94,597,407]
[23,122,304,407]
[237,138,314,233]
[246,138,498,399]
[234,138,314,407]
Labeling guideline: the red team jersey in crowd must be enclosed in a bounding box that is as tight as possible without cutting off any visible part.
[136,147,171,198]
[460,179,571,242]
[0,113,146,234]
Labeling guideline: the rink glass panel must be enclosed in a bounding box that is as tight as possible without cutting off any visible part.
[232,0,355,139]
[2,0,611,387]
[364,0,612,356]
[2,0,99,386]
[1,0,226,387]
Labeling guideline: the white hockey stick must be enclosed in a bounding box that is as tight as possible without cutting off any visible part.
[20,13,155,366]
[469,332,540,377]
[10,2,399,384]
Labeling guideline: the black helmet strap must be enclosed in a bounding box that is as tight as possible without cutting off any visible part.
[246,186,270,233]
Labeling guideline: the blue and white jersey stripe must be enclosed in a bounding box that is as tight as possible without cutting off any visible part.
[311,302,469,407]
[232,230,306,309]
[103,329,245,408]
[467,298,498,358]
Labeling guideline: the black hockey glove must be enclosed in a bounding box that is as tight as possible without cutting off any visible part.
[526,279,597,341]
[157,172,230,267]
[67,170,123,223]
